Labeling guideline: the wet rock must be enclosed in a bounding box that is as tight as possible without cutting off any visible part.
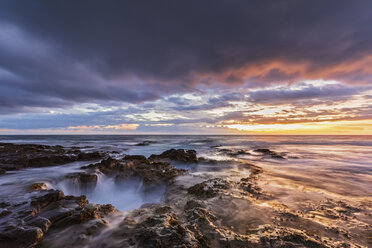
[254,148,285,159]
[29,182,48,191]
[27,155,76,167]
[218,148,233,153]
[77,151,103,160]
[134,140,156,146]
[40,195,92,226]
[0,226,44,248]
[116,160,187,185]
[279,212,300,222]
[250,164,263,176]
[76,173,98,184]
[188,183,217,198]
[85,219,109,236]
[80,204,116,221]
[239,177,262,197]
[63,195,90,207]
[65,172,98,192]
[82,157,121,173]
[184,200,206,211]
[99,157,121,168]
[41,204,76,224]
[188,178,230,198]
[197,157,219,164]
[0,188,116,248]
[210,145,222,148]
[123,155,149,163]
[24,216,51,233]
[149,149,198,163]
[259,231,328,248]
[0,209,11,217]
[84,155,186,185]
[0,202,10,208]
[0,143,105,172]
[31,190,65,210]
[0,168,5,174]
[109,205,203,248]
[227,149,250,156]
[154,205,172,214]
[185,206,219,247]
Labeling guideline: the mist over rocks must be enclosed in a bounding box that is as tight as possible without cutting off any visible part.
[65,172,98,194]
[83,155,188,186]
[0,139,371,248]
[0,187,117,248]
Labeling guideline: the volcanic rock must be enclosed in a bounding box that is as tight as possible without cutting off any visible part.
[29,182,48,191]
[188,178,230,198]
[115,160,187,185]
[254,148,285,159]
[0,188,117,248]
[149,149,198,163]
[0,143,104,172]
[31,190,65,210]
[85,155,187,185]
[134,140,156,146]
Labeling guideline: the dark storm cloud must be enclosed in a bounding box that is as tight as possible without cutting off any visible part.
[0,0,371,113]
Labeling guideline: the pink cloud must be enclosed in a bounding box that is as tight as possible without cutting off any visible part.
[68,124,139,130]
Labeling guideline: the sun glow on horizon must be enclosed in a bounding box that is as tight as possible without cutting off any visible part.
[226,119,372,135]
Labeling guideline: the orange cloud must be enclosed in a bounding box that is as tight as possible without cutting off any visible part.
[103,124,139,130]
[195,55,372,86]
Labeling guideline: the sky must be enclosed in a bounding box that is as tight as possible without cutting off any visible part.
[0,1,371,135]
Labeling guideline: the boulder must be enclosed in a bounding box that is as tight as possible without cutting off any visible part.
[0,188,117,248]
[80,204,115,221]
[85,156,186,185]
[187,178,230,198]
[115,161,187,185]
[149,149,197,163]
[254,148,285,159]
[31,190,65,210]
[0,143,106,172]
[134,140,156,146]
[123,155,149,162]
[77,151,103,160]
[29,182,48,191]
[0,226,44,248]
[82,157,121,174]
[66,172,98,186]
[104,204,203,248]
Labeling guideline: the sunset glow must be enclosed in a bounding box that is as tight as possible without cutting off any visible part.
[0,2,371,135]
[1,2,372,248]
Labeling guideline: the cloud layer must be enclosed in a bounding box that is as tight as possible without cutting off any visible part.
[0,1,371,133]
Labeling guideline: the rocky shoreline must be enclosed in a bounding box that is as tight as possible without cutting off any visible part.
[0,143,371,248]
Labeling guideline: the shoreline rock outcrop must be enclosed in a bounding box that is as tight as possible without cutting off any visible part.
[1,143,369,248]
[0,188,116,248]
[254,148,285,159]
[0,143,103,172]
[149,149,198,163]
[84,156,187,186]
